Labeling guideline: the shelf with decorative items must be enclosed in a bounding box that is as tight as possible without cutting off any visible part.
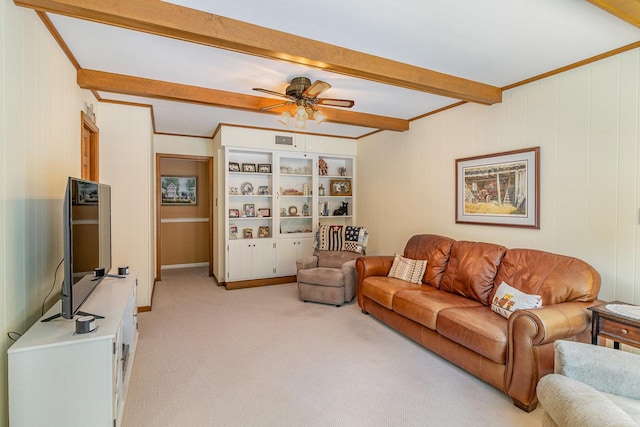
[276,154,314,237]
[222,147,356,288]
[317,155,354,226]
[226,149,274,242]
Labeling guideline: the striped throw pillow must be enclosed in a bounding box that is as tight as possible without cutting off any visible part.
[388,254,427,284]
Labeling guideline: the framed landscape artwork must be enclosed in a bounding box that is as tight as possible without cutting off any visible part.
[161,176,197,206]
[455,147,539,228]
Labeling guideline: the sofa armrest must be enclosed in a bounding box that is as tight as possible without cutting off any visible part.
[296,255,319,273]
[554,340,640,399]
[504,301,594,410]
[356,256,395,311]
[510,301,594,346]
[537,374,637,427]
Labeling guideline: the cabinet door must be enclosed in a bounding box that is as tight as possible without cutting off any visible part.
[251,239,276,278]
[227,239,275,281]
[276,238,314,276]
[227,240,253,281]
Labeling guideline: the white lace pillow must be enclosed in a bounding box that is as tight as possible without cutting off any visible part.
[388,254,427,284]
[491,281,542,319]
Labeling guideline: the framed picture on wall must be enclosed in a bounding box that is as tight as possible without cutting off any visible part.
[455,147,540,228]
[161,176,197,206]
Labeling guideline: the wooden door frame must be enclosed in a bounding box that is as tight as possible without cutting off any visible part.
[155,153,214,280]
[81,111,99,181]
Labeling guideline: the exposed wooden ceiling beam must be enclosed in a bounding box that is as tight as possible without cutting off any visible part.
[587,0,640,27]
[77,69,410,131]
[15,0,502,105]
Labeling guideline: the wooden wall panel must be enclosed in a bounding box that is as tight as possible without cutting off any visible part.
[1,3,84,426]
[358,48,640,305]
[161,222,209,265]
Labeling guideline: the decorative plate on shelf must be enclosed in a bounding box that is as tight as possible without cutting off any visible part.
[241,182,253,195]
[288,206,298,216]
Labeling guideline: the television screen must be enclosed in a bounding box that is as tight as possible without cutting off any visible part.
[61,177,112,319]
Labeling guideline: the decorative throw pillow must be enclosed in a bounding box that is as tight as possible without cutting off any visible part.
[388,254,427,284]
[491,281,542,319]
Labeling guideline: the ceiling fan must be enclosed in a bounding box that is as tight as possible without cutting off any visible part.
[253,77,355,128]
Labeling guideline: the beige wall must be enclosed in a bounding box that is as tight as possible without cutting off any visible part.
[99,102,155,308]
[357,48,640,305]
[0,1,83,425]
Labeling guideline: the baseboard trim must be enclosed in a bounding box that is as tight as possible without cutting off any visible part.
[161,262,209,270]
[224,275,297,290]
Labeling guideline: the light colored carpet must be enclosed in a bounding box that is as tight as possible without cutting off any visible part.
[122,267,543,427]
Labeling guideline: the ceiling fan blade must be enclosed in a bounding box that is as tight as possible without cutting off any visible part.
[316,98,355,108]
[253,88,295,100]
[260,101,294,111]
[303,80,331,98]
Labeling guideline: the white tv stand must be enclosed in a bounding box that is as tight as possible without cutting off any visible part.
[8,273,139,427]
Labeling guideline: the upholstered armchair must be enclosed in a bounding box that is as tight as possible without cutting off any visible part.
[296,225,368,306]
[537,340,640,426]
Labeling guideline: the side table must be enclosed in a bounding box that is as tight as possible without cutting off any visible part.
[589,301,640,350]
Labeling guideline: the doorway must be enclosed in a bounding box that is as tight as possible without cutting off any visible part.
[156,154,214,280]
[81,111,99,181]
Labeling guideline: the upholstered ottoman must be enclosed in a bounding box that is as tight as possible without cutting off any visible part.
[297,260,357,306]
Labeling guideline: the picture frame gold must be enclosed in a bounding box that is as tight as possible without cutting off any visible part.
[329,180,352,196]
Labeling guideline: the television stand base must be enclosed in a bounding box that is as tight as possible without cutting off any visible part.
[41,311,105,323]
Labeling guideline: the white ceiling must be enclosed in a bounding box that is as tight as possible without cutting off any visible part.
[38,0,640,139]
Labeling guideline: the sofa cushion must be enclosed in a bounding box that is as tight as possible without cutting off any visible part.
[492,248,601,305]
[403,234,454,288]
[388,254,427,284]
[297,267,345,288]
[439,241,506,305]
[437,306,508,363]
[393,288,483,330]
[490,281,542,319]
[361,276,422,309]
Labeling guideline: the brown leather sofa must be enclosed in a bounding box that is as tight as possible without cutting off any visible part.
[356,234,601,412]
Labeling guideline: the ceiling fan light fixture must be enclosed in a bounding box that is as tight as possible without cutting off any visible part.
[294,105,308,129]
[314,110,326,124]
[278,111,291,126]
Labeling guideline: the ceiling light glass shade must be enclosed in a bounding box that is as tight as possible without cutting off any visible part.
[278,111,291,126]
[314,110,326,124]
[295,105,308,121]
[294,105,308,129]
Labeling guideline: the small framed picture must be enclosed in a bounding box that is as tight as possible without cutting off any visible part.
[229,224,238,239]
[244,203,255,217]
[229,209,240,218]
[229,162,240,172]
[258,164,272,173]
[258,185,270,195]
[242,163,256,173]
[330,180,352,196]
[244,228,253,239]
[258,226,270,238]
[258,208,271,217]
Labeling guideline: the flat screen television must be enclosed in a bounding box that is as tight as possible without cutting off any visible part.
[46,177,112,320]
